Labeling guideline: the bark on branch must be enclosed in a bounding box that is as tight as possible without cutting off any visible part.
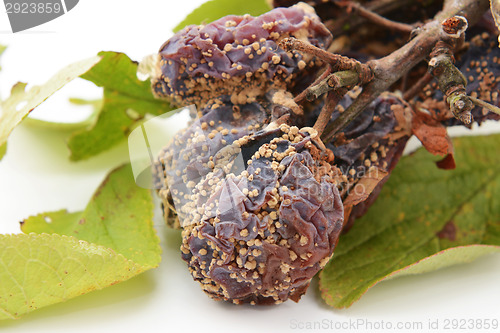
[319,0,489,143]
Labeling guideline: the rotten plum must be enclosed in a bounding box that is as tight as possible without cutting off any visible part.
[154,96,271,228]
[151,4,332,109]
[309,91,411,183]
[158,123,344,304]
[307,91,412,229]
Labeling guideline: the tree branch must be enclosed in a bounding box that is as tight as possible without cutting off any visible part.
[306,70,360,101]
[294,66,331,104]
[313,89,348,137]
[320,0,489,142]
[336,1,415,33]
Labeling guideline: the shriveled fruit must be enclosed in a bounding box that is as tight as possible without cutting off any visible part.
[151,4,332,109]
[327,92,411,181]
[154,96,271,228]
[307,92,413,230]
[158,123,344,304]
[154,91,305,228]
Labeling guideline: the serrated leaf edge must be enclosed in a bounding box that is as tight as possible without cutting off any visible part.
[0,233,149,319]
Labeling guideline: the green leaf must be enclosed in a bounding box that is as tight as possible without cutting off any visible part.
[383,245,499,279]
[23,98,103,132]
[0,233,144,320]
[1,51,172,162]
[67,52,173,161]
[173,0,272,32]
[21,164,161,268]
[319,134,500,309]
[0,57,101,162]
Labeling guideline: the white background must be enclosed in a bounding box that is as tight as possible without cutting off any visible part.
[0,1,499,332]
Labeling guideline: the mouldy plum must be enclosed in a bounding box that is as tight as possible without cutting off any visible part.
[307,91,412,187]
[326,92,411,179]
[154,91,303,228]
[154,96,271,228]
[307,91,413,230]
[333,93,412,230]
[158,123,344,304]
[182,125,344,304]
[151,4,332,109]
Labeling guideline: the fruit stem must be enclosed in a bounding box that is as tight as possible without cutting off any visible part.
[307,70,360,101]
[321,86,377,143]
[279,38,372,76]
[314,89,348,137]
[469,96,500,116]
[294,66,331,104]
[335,0,415,33]
[403,72,433,101]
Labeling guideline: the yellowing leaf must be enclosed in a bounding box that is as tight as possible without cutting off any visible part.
[0,56,101,161]
[319,134,500,309]
[21,164,160,268]
[24,98,103,132]
[383,245,499,279]
[0,164,163,320]
[0,233,144,320]
[173,0,271,32]
[0,44,6,72]
[0,143,6,161]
